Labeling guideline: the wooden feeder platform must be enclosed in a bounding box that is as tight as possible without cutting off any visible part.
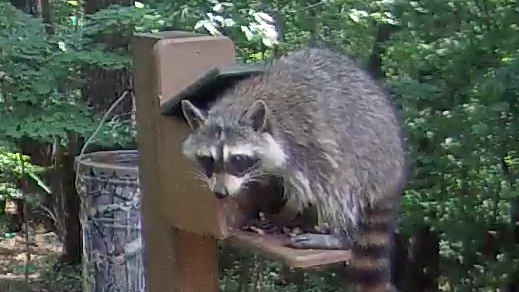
[228,230,351,268]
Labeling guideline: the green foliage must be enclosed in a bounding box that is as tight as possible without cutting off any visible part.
[382,1,519,289]
[3,0,519,290]
[0,147,50,200]
[0,2,106,157]
[218,245,351,292]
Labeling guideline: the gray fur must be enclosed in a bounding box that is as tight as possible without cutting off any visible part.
[181,48,406,242]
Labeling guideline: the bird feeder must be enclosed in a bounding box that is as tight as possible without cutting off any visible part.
[131,31,351,292]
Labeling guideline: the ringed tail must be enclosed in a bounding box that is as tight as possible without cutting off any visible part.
[351,202,397,292]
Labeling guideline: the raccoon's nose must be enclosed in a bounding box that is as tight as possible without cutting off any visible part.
[214,189,229,199]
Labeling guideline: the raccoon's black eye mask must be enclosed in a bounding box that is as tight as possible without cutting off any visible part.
[195,154,260,177]
[196,155,215,177]
[227,155,260,175]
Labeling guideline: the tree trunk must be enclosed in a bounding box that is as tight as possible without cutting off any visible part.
[9,0,38,15]
[367,23,399,80]
[404,226,439,292]
[40,0,54,34]
[59,133,82,263]
[19,137,56,233]
[82,0,134,117]
[391,231,409,291]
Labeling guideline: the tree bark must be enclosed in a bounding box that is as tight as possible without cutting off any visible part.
[367,23,399,80]
[9,0,39,15]
[404,226,439,292]
[391,231,409,291]
[40,0,54,34]
[59,133,82,263]
[82,0,134,117]
[19,138,56,234]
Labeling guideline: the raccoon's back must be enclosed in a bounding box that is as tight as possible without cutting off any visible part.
[211,48,405,200]
[209,49,404,292]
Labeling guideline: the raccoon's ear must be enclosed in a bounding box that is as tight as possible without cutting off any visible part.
[241,100,269,132]
[181,100,207,131]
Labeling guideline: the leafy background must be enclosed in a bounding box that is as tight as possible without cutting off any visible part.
[1,0,519,291]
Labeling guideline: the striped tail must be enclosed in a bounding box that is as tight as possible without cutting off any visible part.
[351,203,397,292]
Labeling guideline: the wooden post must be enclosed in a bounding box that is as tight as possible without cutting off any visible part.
[131,32,236,292]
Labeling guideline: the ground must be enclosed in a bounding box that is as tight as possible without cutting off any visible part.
[0,226,82,292]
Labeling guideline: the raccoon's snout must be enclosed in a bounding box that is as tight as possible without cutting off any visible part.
[208,173,244,199]
[213,180,230,199]
[213,188,229,199]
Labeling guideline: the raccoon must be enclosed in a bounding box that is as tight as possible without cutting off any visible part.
[180,48,406,292]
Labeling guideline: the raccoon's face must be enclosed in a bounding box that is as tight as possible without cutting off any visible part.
[180,99,286,199]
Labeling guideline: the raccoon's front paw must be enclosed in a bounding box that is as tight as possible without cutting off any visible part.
[287,233,351,250]
[242,213,283,235]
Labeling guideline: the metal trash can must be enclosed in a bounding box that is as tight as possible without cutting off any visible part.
[75,150,145,292]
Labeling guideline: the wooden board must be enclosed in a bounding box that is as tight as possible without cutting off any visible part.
[228,231,351,269]
[132,31,223,292]
[152,34,238,239]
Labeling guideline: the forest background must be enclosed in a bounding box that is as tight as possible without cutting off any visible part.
[1,0,519,291]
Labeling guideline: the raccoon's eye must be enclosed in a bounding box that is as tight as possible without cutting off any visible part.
[228,155,259,174]
[196,155,215,176]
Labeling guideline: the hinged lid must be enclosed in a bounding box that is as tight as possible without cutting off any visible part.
[160,64,267,116]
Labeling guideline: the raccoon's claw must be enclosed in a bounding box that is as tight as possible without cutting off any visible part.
[287,233,351,250]
[242,216,283,234]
